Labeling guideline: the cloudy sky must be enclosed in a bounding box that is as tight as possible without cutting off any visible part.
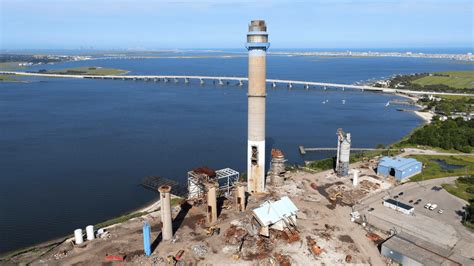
[1,0,472,49]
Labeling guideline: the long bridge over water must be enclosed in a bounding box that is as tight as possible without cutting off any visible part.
[2,71,473,97]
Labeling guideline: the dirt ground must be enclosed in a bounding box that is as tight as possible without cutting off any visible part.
[6,164,392,265]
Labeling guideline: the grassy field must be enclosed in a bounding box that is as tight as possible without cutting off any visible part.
[0,75,20,82]
[442,179,473,202]
[412,71,474,89]
[0,61,27,70]
[410,155,474,181]
[46,66,127,76]
[437,94,474,100]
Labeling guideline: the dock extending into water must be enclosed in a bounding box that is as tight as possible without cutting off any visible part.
[299,146,395,155]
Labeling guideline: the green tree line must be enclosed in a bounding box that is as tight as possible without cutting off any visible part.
[403,118,474,152]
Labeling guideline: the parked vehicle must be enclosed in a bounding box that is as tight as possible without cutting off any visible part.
[409,200,414,203]
[368,208,375,212]
[424,203,432,209]
[438,209,444,214]
[429,204,438,210]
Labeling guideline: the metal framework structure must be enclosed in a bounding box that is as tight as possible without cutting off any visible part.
[187,168,240,200]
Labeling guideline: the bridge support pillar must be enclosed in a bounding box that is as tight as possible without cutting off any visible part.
[174,78,178,83]
[218,79,224,86]
[288,83,293,89]
[305,84,309,90]
[184,78,189,84]
[238,80,243,86]
[272,82,276,88]
[200,79,204,85]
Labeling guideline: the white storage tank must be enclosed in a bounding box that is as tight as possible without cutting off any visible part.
[74,229,83,245]
[86,225,95,241]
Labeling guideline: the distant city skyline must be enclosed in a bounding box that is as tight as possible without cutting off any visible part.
[1,0,473,50]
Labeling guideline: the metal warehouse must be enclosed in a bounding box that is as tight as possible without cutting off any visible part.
[377,157,422,181]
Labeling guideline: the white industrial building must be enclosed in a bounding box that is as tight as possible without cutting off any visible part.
[383,199,414,215]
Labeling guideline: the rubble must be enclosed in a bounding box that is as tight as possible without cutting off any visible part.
[191,242,209,257]
[13,161,389,266]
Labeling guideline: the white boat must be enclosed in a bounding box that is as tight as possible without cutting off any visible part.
[385,101,390,107]
[342,99,346,104]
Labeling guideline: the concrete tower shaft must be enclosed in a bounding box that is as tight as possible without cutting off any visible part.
[246,20,269,194]
[158,185,173,241]
[336,128,351,177]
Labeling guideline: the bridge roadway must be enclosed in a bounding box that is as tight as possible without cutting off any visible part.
[2,71,473,97]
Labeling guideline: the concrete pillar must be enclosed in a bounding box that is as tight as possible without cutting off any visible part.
[353,170,359,187]
[158,185,173,241]
[246,20,269,194]
[206,182,218,225]
[235,182,246,212]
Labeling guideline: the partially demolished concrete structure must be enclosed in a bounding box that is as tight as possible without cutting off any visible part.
[252,196,298,237]
[267,149,287,185]
[187,167,239,201]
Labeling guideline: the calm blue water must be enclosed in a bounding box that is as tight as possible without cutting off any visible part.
[0,53,472,253]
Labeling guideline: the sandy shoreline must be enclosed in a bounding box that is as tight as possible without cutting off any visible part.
[413,110,434,124]
[0,195,163,259]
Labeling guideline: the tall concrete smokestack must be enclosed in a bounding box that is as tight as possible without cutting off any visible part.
[158,185,173,241]
[246,20,270,194]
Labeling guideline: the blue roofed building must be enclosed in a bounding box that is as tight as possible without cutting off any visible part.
[377,157,422,181]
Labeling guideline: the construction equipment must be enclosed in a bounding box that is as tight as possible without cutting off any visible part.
[206,226,220,236]
[329,191,342,201]
[166,255,175,264]
[174,250,185,261]
[222,200,232,210]
[232,233,248,260]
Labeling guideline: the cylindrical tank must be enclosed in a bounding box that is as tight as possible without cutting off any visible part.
[74,229,83,245]
[86,225,95,241]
